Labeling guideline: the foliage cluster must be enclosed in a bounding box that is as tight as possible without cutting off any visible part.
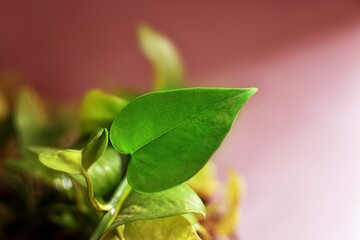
[0,25,256,239]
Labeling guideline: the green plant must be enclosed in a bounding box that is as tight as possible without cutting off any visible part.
[0,25,256,239]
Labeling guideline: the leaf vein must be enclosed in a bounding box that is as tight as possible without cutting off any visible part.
[131,92,245,154]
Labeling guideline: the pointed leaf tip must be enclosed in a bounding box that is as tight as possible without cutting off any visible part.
[110,87,257,193]
[82,128,109,170]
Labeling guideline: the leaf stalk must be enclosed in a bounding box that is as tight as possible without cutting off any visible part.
[90,177,132,240]
[82,169,113,212]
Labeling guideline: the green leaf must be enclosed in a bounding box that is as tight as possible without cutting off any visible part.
[3,156,61,186]
[38,149,82,175]
[82,128,108,170]
[187,161,219,199]
[73,148,124,198]
[14,88,48,153]
[138,25,184,90]
[107,184,205,231]
[80,89,127,134]
[110,87,257,192]
[124,215,201,240]
[29,146,57,155]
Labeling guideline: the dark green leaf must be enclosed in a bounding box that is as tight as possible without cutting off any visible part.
[110,88,257,192]
[38,149,82,175]
[82,128,108,170]
[73,148,123,198]
[138,25,183,90]
[80,89,127,134]
[107,184,205,231]
[124,215,200,240]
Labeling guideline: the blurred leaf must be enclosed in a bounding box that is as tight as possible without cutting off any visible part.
[29,146,57,154]
[213,170,245,236]
[48,205,79,229]
[114,89,140,102]
[110,88,257,193]
[124,215,200,240]
[182,213,211,240]
[14,88,48,153]
[73,148,123,198]
[3,155,61,186]
[138,25,184,90]
[80,89,127,134]
[107,184,205,231]
[99,230,122,240]
[82,128,108,170]
[187,161,219,200]
[38,149,82,175]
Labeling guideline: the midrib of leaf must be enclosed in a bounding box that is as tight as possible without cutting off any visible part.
[129,116,135,153]
[130,91,248,155]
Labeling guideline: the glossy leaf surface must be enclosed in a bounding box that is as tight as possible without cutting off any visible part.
[124,215,200,240]
[82,128,108,170]
[138,25,183,90]
[110,87,257,192]
[80,89,127,134]
[107,184,205,231]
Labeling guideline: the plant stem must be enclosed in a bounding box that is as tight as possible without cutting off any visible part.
[82,169,113,212]
[90,177,131,240]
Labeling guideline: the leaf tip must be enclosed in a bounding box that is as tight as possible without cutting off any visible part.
[247,87,258,95]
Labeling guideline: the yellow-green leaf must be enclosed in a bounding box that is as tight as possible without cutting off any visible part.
[107,184,205,231]
[124,215,200,240]
[38,149,82,175]
[138,25,184,90]
[80,89,127,134]
[213,170,246,236]
[187,161,219,199]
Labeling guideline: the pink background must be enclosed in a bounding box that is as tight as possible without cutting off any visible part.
[1,1,360,239]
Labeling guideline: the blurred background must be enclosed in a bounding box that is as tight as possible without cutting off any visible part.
[1,0,360,239]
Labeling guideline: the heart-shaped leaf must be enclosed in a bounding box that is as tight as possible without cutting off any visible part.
[124,215,200,240]
[110,88,257,192]
[38,149,82,175]
[107,184,205,231]
[80,89,127,134]
[82,128,108,170]
[138,25,183,90]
